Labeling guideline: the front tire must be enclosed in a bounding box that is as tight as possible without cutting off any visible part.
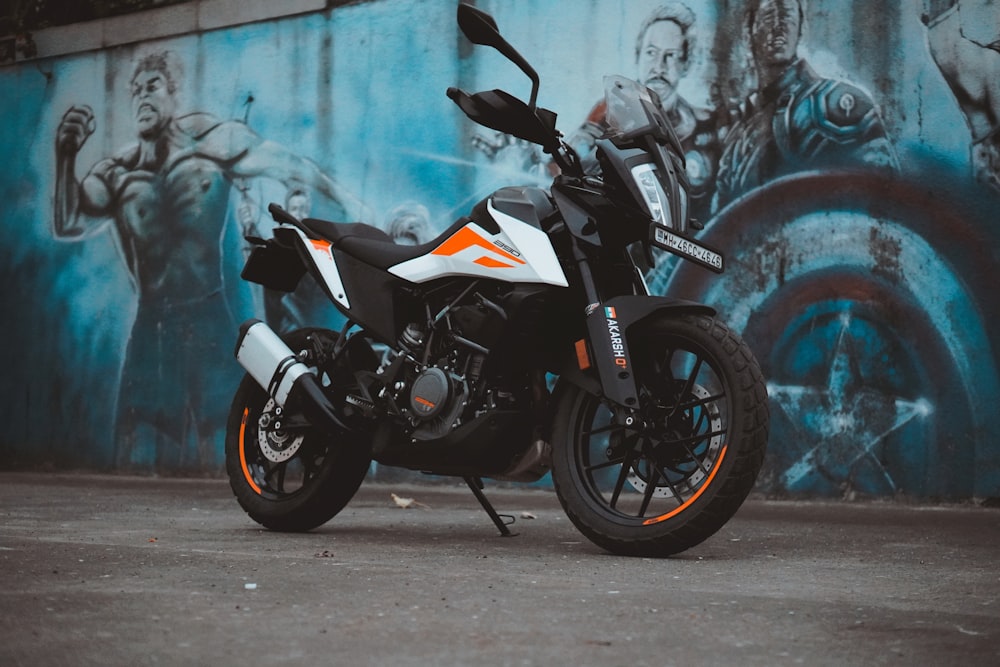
[224,328,372,532]
[551,314,768,556]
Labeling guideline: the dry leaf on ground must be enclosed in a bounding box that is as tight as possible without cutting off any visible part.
[391,492,430,509]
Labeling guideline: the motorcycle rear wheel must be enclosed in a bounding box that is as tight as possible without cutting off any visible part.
[224,328,371,532]
[551,313,768,556]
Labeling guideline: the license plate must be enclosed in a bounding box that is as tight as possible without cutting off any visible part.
[650,225,724,273]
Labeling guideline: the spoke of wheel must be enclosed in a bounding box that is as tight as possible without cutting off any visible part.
[681,443,710,476]
[583,422,626,437]
[661,427,728,450]
[658,465,686,507]
[585,455,627,473]
[671,356,704,417]
[663,348,676,375]
[652,347,676,396]
[678,392,725,412]
[264,461,287,493]
[303,452,321,481]
[609,448,637,510]
[638,462,661,517]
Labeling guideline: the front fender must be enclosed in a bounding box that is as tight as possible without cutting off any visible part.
[565,295,715,408]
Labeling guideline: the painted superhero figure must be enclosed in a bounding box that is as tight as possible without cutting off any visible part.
[923,0,1000,193]
[714,0,898,211]
[53,51,364,469]
[569,2,721,223]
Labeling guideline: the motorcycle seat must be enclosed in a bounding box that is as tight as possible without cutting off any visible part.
[300,217,471,271]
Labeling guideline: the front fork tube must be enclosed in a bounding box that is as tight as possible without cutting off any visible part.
[584,301,640,412]
[572,241,641,420]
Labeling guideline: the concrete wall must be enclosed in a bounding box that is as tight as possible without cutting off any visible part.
[1,0,998,499]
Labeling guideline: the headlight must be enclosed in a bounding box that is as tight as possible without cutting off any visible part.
[631,162,689,232]
[676,178,689,231]
[631,163,670,227]
[632,162,673,227]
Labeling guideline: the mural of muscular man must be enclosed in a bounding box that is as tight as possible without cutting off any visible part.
[923,0,1000,193]
[714,0,898,210]
[569,2,721,222]
[54,51,364,469]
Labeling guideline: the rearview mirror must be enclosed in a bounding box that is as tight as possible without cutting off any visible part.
[456,2,540,110]
[457,3,501,47]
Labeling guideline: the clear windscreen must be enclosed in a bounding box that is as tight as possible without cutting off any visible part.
[603,75,661,138]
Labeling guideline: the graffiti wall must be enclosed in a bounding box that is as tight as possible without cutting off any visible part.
[0,0,997,499]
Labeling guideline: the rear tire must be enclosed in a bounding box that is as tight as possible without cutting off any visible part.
[224,328,372,532]
[551,314,768,556]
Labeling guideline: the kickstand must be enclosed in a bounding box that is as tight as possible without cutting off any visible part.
[464,476,517,537]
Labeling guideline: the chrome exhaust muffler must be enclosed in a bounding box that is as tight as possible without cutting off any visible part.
[234,319,349,433]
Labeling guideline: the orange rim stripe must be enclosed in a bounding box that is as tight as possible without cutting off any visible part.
[642,445,728,526]
[239,407,262,495]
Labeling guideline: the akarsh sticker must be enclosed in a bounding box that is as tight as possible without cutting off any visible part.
[605,307,627,368]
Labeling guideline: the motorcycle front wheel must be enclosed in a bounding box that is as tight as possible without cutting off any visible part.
[551,313,768,557]
[224,328,372,532]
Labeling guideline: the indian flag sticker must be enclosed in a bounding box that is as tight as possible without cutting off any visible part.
[605,307,617,319]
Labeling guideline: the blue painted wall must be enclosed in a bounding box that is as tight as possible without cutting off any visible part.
[1,0,998,499]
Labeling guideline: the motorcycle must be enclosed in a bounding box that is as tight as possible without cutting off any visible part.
[225,2,768,557]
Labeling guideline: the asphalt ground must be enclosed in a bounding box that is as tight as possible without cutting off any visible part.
[1,472,998,666]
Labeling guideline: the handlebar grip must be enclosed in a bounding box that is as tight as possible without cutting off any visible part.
[268,203,298,226]
[446,87,478,119]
